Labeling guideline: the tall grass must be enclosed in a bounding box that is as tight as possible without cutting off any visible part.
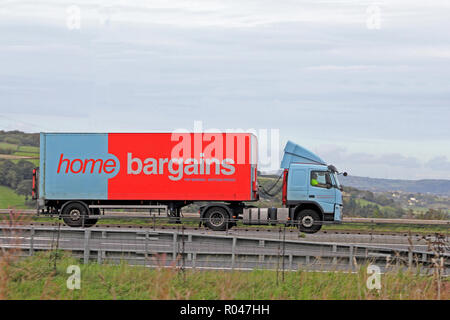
[0,252,447,300]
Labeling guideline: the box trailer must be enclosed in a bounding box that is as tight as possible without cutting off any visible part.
[34,132,345,233]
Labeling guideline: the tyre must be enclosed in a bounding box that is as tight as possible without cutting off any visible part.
[204,207,229,231]
[84,208,99,228]
[61,202,90,228]
[296,209,322,233]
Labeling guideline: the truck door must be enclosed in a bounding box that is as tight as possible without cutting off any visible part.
[308,170,335,213]
[286,165,308,201]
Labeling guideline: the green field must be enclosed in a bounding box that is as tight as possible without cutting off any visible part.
[0,142,38,153]
[0,142,18,150]
[10,158,39,166]
[355,198,377,207]
[17,145,39,153]
[0,185,29,209]
[1,252,446,300]
[0,142,39,157]
[355,198,397,210]
[0,141,39,169]
[13,151,39,157]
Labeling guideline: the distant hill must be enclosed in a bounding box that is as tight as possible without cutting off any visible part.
[340,175,450,196]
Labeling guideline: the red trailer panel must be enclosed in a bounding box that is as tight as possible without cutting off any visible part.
[107,133,257,201]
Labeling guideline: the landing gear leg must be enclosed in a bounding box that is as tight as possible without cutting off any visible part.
[168,205,181,224]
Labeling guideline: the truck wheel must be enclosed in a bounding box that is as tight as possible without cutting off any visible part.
[62,202,89,228]
[204,207,229,231]
[84,208,99,228]
[297,209,322,233]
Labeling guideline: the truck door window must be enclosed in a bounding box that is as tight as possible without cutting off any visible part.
[310,171,331,188]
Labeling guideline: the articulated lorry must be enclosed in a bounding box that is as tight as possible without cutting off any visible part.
[33,132,346,233]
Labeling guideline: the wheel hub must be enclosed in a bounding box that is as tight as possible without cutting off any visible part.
[210,212,224,226]
[301,216,314,228]
[69,209,81,221]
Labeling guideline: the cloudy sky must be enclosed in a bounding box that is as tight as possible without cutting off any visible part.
[0,0,449,179]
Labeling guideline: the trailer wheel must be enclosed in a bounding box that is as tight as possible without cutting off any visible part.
[296,209,322,233]
[84,208,99,228]
[204,207,229,231]
[62,202,90,228]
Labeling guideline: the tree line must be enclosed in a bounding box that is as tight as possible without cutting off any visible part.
[0,130,39,147]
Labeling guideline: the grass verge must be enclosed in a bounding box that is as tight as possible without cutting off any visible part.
[0,186,29,209]
[1,252,448,300]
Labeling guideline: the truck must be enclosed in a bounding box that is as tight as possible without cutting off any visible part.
[33,132,346,233]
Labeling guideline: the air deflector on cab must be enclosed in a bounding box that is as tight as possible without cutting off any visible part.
[281,141,326,168]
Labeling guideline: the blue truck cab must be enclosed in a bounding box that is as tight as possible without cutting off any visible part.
[281,141,345,233]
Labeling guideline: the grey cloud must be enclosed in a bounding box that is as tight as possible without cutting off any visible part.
[320,148,422,169]
[377,154,422,168]
[426,156,450,171]
[317,147,450,179]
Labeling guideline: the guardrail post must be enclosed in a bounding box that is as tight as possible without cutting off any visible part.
[84,229,91,264]
[349,245,354,271]
[29,227,34,256]
[385,255,391,270]
[231,237,237,270]
[408,251,413,268]
[192,253,196,270]
[144,230,149,266]
[100,231,107,264]
[172,231,178,262]
[332,244,337,265]
[259,254,264,265]
[289,254,293,270]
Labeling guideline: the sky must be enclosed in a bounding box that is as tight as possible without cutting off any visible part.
[0,0,449,179]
